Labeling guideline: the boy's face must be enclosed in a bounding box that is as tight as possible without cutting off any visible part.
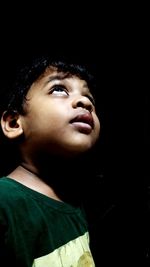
[20,68,100,157]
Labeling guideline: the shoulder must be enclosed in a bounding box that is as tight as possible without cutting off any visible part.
[0,177,15,191]
[0,177,11,192]
[0,177,23,205]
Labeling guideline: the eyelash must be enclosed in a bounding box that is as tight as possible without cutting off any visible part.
[86,95,95,106]
[49,85,95,105]
[50,85,68,95]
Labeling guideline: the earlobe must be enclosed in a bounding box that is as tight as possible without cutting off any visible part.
[1,111,23,139]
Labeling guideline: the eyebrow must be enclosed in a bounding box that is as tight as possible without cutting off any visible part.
[44,74,69,86]
[43,74,92,95]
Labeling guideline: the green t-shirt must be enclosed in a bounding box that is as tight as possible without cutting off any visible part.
[0,177,95,266]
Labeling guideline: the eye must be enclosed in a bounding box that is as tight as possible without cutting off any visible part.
[86,95,95,106]
[50,85,68,96]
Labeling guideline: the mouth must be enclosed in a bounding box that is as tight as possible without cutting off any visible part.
[70,113,94,133]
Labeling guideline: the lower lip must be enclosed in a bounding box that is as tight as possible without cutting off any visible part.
[71,122,92,134]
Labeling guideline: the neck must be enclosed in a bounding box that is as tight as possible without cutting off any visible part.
[8,153,92,206]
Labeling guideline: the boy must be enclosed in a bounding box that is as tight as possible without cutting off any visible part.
[0,54,100,266]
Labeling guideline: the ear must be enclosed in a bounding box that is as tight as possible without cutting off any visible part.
[1,111,23,139]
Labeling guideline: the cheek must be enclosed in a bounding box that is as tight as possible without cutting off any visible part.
[94,115,101,135]
[23,108,66,138]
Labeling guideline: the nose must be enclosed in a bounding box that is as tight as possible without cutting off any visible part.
[72,95,93,113]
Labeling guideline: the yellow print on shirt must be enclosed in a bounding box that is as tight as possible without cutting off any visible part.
[76,251,94,266]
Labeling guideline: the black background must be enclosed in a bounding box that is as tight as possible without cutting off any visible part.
[0,5,143,265]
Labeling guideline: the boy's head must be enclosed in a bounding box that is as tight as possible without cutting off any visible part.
[1,55,97,115]
[0,54,100,167]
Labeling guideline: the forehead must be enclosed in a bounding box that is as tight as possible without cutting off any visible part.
[37,66,87,82]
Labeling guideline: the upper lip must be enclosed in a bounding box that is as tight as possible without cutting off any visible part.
[70,112,94,128]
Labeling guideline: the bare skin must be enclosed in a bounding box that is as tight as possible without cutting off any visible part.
[2,68,100,202]
[8,165,62,200]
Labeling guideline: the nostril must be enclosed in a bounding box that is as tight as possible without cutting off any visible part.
[76,101,84,108]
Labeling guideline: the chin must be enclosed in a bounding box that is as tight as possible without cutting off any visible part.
[64,142,95,157]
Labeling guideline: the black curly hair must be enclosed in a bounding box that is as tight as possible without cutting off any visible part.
[0,54,97,116]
